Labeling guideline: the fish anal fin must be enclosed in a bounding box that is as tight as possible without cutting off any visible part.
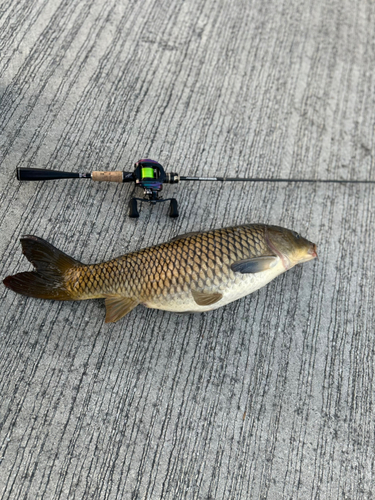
[191,290,223,306]
[231,256,278,274]
[105,296,139,323]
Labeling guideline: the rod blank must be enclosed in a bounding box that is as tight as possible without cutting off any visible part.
[180,176,375,184]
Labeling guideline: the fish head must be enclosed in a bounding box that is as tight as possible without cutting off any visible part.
[265,226,317,269]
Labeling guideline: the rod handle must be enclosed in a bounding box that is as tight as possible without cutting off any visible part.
[91,171,124,182]
[91,171,136,183]
[17,168,81,181]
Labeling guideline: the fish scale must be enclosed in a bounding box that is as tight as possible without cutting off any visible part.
[67,225,271,302]
[3,224,317,323]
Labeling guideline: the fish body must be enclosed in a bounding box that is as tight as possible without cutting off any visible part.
[3,224,317,322]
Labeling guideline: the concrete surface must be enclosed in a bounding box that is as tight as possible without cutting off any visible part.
[1,0,374,498]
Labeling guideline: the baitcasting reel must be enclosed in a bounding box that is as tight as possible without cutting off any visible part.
[129,159,179,218]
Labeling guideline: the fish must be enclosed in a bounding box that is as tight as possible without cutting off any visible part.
[3,224,317,323]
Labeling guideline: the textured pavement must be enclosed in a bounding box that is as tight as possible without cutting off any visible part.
[1,0,374,498]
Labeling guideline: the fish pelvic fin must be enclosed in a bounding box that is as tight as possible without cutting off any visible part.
[104,296,140,323]
[3,235,82,300]
[191,290,223,306]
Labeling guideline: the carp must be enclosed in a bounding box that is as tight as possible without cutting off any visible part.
[3,224,317,322]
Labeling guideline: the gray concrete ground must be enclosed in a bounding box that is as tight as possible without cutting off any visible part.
[1,0,374,498]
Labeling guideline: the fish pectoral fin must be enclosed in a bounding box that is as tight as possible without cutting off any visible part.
[231,256,278,274]
[191,290,223,306]
[104,296,139,323]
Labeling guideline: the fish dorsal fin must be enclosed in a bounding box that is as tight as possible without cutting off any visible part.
[191,290,223,306]
[231,256,278,274]
[169,231,201,242]
[104,296,139,323]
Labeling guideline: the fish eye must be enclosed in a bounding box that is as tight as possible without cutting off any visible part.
[292,231,300,239]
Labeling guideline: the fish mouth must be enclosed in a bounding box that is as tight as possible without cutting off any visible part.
[308,243,318,260]
[297,243,318,264]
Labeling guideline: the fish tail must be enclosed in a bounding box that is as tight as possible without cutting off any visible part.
[3,235,82,300]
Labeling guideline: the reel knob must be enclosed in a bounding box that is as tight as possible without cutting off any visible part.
[128,199,139,218]
[169,199,179,218]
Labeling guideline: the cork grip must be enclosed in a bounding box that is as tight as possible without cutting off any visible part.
[91,171,124,182]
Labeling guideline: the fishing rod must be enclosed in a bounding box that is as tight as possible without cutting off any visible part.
[17,158,375,218]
